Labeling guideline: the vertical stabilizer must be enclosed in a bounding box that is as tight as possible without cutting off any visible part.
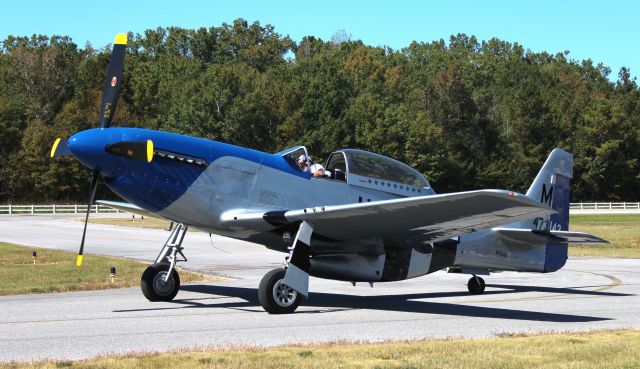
[516,149,573,272]
[523,149,573,231]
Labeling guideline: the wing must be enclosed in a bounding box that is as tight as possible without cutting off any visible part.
[494,228,609,244]
[222,190,555,243]
[96,200,163,220]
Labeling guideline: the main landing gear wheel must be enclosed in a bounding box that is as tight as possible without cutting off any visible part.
[467,276,486,295]
[141,263,181,302]
[258,268,302,314]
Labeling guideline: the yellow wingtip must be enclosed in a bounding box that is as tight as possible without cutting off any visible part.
[114,33,128,45]
[50,138,61,158]
[76,255,83,267]
[146,140,154,163]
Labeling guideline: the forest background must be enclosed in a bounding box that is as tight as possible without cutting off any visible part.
[0,19,637,202]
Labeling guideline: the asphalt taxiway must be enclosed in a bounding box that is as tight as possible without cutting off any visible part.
[0,214,638,362]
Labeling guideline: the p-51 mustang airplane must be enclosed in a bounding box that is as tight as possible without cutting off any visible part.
[51,34,607,314]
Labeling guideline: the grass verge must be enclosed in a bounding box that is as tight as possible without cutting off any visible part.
[2,329,638,368]
[0,243,220,296]
[85,216,172,229]
[569,214,640,258]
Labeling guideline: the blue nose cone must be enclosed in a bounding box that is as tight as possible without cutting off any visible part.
[68,128,118,176]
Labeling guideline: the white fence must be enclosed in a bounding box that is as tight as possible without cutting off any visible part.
[1,202,639,215]
[0,204,122,215]
[570,202,639,210]
[570,202,639,214]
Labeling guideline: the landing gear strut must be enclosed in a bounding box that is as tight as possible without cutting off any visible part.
[141,223,188,302]
[258,268,302,314]
[467,275,485,295]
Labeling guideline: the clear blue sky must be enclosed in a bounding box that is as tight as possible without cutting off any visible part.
[1,0,638,81]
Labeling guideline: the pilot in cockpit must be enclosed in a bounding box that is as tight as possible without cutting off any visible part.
[297,155,330,178]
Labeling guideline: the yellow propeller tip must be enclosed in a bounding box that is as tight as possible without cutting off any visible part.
[146,140,154,163]
[50,138,61,158]
[76,255,83,267]
[114,33,128,45]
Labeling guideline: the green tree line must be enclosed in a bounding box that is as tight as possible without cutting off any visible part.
[0,19,638,202]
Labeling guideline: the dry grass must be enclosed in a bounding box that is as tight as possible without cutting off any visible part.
[2,329,638,368]
[569,214,640,258]
[0,243,220,296]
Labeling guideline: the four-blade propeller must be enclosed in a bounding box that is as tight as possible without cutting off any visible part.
[50,33,154,267]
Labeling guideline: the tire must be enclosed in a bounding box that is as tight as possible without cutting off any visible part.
[258,268,302,314]
[467,276,485,295]
[141,263,181,302]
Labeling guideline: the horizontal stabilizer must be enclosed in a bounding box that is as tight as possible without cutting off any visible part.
[494,228,609,244]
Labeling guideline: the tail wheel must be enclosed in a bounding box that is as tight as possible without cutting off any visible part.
[467,276,485,295]
[258,268,302,314]
[141,263,181,302]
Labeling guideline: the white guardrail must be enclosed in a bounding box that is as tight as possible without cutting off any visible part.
[0,204,122,215]
[0,202,638,215]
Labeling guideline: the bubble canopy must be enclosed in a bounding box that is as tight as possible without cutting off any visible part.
[341,149,429,188]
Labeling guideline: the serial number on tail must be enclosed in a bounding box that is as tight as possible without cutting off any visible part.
[533,217,562,231]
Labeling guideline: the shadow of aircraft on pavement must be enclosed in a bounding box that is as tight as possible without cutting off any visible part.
[113,282,632,323]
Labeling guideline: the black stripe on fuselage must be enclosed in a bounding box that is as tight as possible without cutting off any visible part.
[380,244,412,281]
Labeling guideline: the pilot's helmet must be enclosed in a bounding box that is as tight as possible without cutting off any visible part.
[297,154,309,170]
